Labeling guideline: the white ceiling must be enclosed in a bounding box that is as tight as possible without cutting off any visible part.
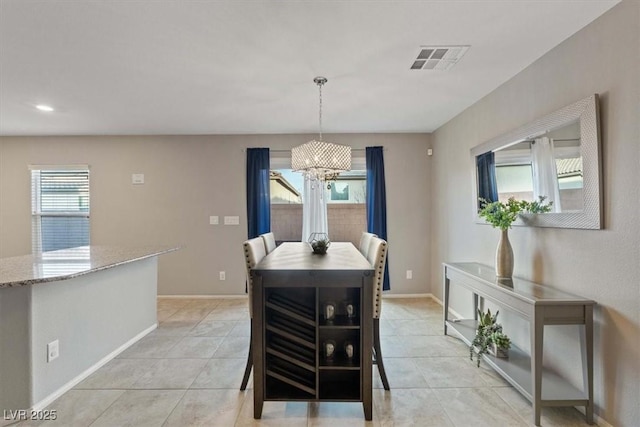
[0,0,619,136]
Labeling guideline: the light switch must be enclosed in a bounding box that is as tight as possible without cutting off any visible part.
[209,216,219,225]
[132,174,144,184]
[224,216,240,225]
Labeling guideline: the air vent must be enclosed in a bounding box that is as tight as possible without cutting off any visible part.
[410,46,469,71]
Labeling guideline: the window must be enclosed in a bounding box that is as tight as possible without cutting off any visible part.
[495,164,534,203]
[270,169,303,205]
[31,166,90,253]
[493,141,583,211]
[269,155,366,244]
[327,171,366,204]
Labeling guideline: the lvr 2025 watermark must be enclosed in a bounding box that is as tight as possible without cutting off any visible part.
[3,409,57,421]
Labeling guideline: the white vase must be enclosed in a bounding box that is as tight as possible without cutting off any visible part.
[495,229,514,279]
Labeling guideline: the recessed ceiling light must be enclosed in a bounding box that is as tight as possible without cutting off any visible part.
[410,46,470,71]
[35,104,54,112]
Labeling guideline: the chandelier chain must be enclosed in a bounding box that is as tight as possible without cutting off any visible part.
[318,81,323,141]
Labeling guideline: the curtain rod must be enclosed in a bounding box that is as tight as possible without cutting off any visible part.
[270,148,367,153]
[242,148,383,153]
[527,138,580,144]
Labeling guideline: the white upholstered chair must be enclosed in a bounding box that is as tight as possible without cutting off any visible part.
[359,232,377,258]
[260,232,277,254]
[241,236,267,390]
[366,236,390,390]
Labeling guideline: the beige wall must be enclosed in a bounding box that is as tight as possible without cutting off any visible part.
[271,204,304,242]
[327,204,367,247]
[430,2,639,426]
[0,133,431,296]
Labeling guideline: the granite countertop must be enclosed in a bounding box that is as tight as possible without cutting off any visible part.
[0,245,178,288]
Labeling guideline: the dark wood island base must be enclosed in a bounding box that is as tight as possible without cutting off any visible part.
[251,242,374,420]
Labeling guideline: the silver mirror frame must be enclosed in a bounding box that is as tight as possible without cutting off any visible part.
[471,94,602,229]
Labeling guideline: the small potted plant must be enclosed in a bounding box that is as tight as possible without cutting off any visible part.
[308,232,331,255]
[470,308,511,367]
[311,239,329,255]
[489,331,511,358]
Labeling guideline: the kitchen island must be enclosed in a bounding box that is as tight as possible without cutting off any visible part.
[0,245,177,414]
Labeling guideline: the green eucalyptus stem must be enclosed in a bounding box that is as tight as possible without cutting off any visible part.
[478,196,553,229]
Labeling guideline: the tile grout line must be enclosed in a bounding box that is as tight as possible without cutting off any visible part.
[158,388,190,427]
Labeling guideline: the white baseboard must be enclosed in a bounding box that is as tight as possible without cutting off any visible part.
[430,294,443,305]
[158,294,247,299]
[381,293,431,299]
[384,293,462,323]
[31,323,157,412]
[574,407,612,427]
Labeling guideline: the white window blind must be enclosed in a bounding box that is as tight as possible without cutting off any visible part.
[31,168,90,253]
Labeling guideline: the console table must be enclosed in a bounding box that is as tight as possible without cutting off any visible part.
[251,242,374,420]
[443,262,595,426]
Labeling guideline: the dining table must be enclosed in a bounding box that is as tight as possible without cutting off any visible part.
[250,241,374,419]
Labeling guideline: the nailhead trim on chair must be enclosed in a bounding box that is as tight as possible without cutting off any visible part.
[243,237,267,319]
[367,237,387,320]
[243,243,252,318]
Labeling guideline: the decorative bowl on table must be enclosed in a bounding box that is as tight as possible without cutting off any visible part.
[308,233,331,255]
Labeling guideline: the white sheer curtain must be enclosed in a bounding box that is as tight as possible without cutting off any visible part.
[301,177,328,242]
[531,137,561,212]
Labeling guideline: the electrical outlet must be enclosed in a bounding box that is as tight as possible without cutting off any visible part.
[406,270,413,279]
[209,216,219,225]
[219,271,226,281]
[47,340,59,362]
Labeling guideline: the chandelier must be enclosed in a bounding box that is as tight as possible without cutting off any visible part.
[291,77,351,182]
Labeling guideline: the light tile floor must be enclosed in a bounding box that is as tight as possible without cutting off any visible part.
[9,297,593,426]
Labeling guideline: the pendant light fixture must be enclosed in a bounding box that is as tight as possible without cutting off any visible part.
[291,77,351,181]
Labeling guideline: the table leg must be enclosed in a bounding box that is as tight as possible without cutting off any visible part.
[580,305,594,424]
[363,403,372,420]
[531,306,544,426]
[362,275,373,420]
[252,275,264,419]
[473,293,480,320]
[443,272,450,335]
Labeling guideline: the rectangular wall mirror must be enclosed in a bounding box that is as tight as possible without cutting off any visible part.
[471,94,602,229]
